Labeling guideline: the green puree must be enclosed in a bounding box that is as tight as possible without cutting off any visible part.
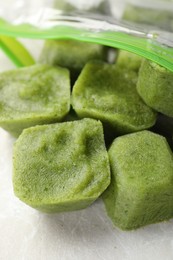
[116,50,142,73]
[39,0,109,82]
[0,64,70,137]
[39,40,106,82]
[103,131,173,230]
[72,61,156,134]
[13,119,111,213]
[137,59,173,117]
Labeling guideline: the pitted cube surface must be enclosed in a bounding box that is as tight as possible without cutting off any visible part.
[13,118,110,213]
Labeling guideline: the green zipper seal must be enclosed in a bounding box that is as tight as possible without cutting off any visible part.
[0,16,172,71]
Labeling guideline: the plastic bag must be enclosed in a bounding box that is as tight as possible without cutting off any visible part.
[53,0,110,14]
[122,0,173,32]
[0,0,172,72]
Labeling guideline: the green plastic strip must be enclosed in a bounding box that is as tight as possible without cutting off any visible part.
[0,18,172,71]
[0,35,35,67]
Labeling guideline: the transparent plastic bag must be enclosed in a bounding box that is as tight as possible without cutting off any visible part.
[122,0,173,32]
[53,0,111,14]
[0,0,172,72]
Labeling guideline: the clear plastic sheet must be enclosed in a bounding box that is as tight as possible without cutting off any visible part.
[0,0,172,71]
[122,0,173,32]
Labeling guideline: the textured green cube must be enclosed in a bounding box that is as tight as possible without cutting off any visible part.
[39,40,106,81]
[0,64,70,137]
[116,50,142,72]
[137,59,173,117]
[13,119,110,213]
[72,61,156,134]
[103,131,173,230]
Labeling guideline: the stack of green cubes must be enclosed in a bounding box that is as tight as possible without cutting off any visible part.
[1,0,173,231]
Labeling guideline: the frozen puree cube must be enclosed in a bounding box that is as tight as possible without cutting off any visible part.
[137,59,173,117]
[103,131,173,230]
[39,40,106,82]
[13,119,111,213]
[0,64,70,137]
[116,50,142,72]
[72,61,156,134]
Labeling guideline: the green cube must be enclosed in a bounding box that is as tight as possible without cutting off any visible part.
[116,50,142,72]
[13,119,110,213]
[0,64,70,137]
[103,130,173,230]
[39,40,106,82]
[137,59,173,117]
[72,61,156,134]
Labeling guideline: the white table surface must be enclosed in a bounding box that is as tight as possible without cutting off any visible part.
[0,33,173,260]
